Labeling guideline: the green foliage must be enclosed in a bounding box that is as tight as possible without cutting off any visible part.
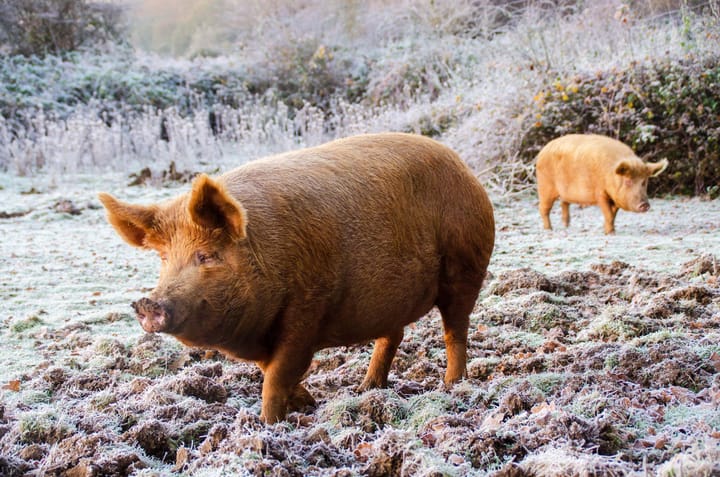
[521,56,720,196]
[10,314,44,333]
[18,409,74,444]
[404,392,457,431]
[525,372,565,396]
[0,47,366,134]
[0,0,125,56]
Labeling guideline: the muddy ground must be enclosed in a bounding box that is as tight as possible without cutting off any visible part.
[0,174,718,476]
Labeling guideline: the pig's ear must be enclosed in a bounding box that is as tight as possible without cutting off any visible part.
[615,161,632,177]
[98,193,159,248]
[647,158,669,177]
[188,174,247,239]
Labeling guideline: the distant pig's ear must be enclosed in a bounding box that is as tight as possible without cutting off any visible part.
[98,193,160,248]
[647,158,668,177]
[188,174,247,239]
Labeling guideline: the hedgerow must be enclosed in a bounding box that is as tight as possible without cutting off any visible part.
[0,52,237,121]
[521,56,720,197]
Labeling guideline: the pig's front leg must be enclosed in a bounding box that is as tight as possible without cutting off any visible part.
[538,196,556,230]
[359,328,404,391]
[257,312,318,423]
[598,195,619,234]
[257,350,314,423]
[561,201,571,227]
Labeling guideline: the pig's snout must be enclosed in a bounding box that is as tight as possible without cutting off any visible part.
[132,297,171,333]
[638,202,650,212]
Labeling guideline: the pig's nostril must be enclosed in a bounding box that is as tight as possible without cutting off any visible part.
[638,202,650,212]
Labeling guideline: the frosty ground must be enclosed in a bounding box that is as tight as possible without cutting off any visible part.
[0,171,718,476]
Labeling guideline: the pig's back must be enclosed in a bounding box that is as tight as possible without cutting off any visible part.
[220,133,494,345]
[221,133,491,248]
[537,134,635,172]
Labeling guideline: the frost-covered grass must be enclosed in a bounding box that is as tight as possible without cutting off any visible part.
[0,170,719,475]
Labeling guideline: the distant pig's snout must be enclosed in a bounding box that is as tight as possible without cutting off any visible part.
[132,297,171,333]
[638,202,650,212]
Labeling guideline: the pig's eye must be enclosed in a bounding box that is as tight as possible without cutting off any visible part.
[195,251,216,265]
[159,252,168,262]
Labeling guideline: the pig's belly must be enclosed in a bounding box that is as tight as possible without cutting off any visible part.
[555,173,599,205]
[556,186,597,205]
[317,277,439,348]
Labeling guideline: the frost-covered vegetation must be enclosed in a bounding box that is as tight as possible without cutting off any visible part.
[1,1,720,476]
[1,0,719,196]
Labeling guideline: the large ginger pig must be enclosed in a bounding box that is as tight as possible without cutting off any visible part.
[99,133,495,423]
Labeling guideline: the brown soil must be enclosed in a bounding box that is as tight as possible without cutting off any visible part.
[1,255,718,476]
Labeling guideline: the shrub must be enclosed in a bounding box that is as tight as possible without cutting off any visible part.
[521,56,720,196]
[243,40,365,112]
[364,40,455,107]
[0,0,126,56]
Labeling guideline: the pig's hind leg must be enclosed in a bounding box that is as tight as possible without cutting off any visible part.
[436,280,482,386]
[561,201,571,227]
[358,328,404,391]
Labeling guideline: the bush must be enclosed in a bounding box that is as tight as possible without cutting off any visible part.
[0,0,125,56]
[243,40,366,112]
[521,56,720,197]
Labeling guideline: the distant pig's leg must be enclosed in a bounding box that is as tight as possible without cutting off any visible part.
[598,196,619,234]
[288,383,316,411]
[561,201,571,227]
[359,328,404,391]
[539,195,556,230]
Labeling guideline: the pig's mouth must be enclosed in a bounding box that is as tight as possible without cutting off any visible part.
[132,297,174,333]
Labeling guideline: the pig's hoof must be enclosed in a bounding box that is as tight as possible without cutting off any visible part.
[288,385,316,412]
[260,412,282,424]
[357,378,386,393]
[443,373,466,390]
